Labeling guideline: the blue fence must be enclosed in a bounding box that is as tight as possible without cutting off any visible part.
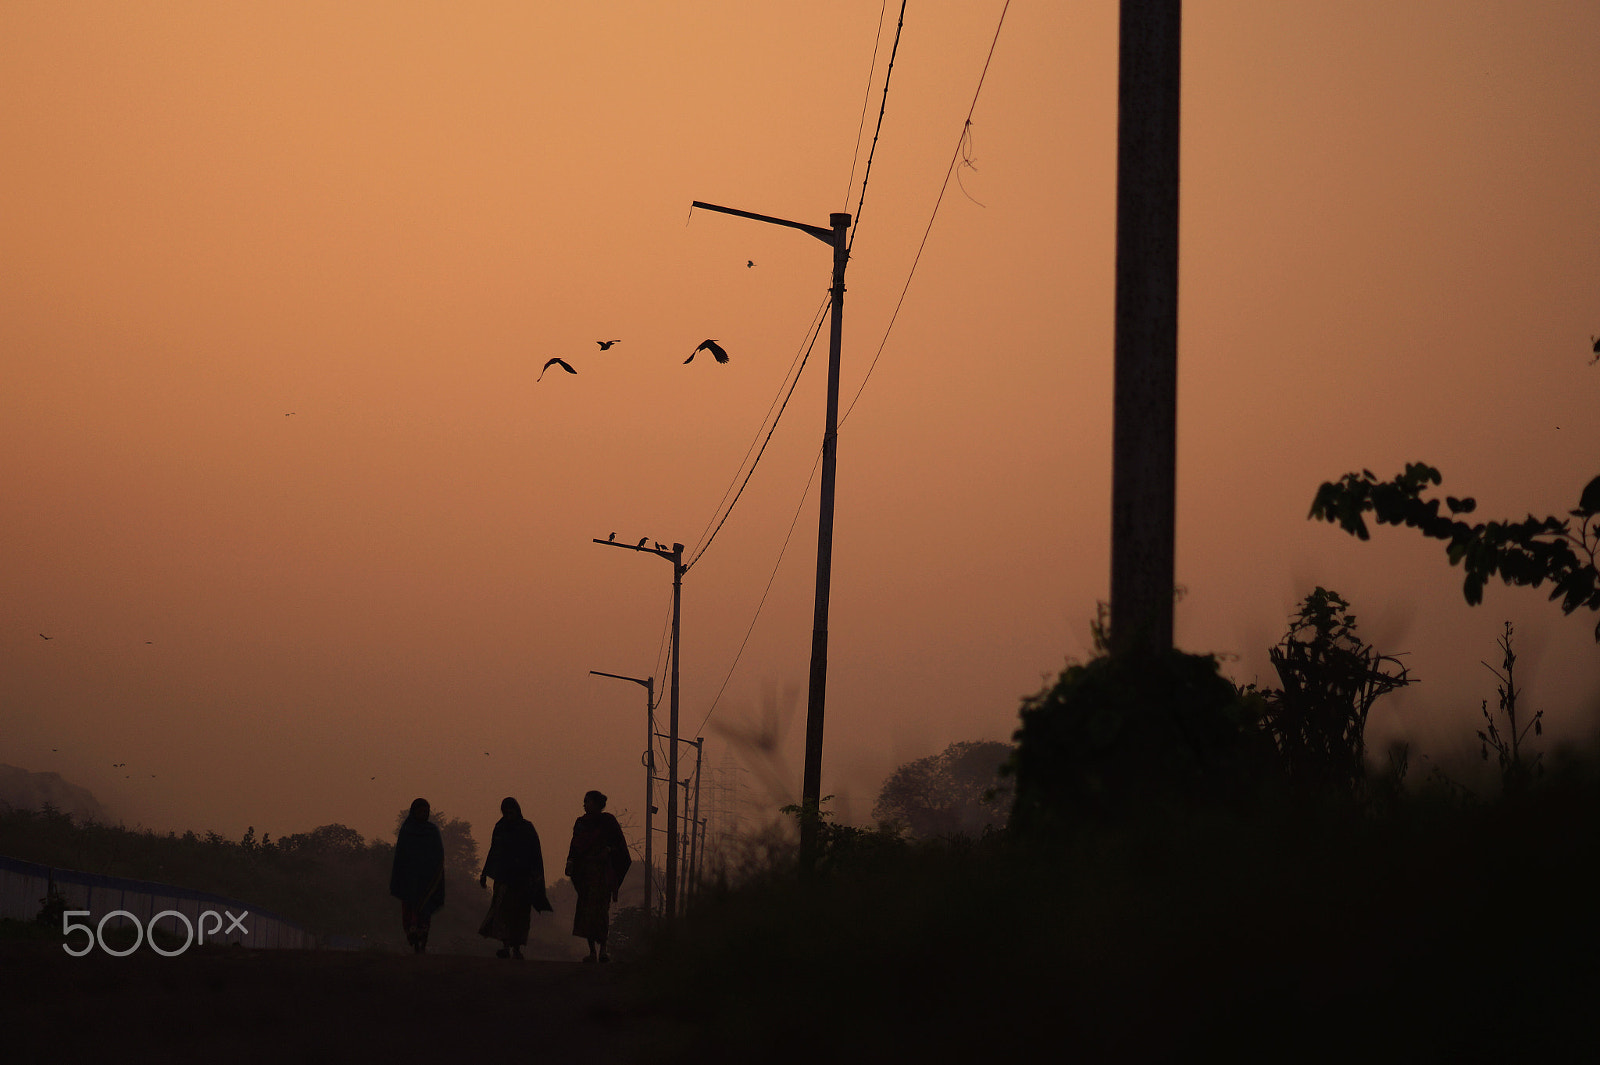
[0,854,311,950]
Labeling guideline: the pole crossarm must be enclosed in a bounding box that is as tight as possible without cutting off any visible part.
[593,538,683,567]
[690,200,837,246]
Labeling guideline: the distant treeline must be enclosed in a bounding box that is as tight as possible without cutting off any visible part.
[0,805,582,957]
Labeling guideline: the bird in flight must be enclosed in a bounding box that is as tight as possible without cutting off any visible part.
[747,260,755,268]
[538,357,577,381]
[685,339,728,364]
[596,340,620,350]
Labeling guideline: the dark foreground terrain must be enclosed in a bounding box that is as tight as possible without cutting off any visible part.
[9,780,1600,1064]
[2,939,685,1063]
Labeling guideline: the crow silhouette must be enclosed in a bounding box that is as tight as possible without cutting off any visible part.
[747,260,755,268]
[538,357,577,381]
[637,537,649,548]
[596,340,620,350]
[685,339,728,364]
[608,532,616,542]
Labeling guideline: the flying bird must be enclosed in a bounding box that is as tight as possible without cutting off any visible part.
[684,339,729,364]
[747,260,755,268]
[596,340,620,350]
[538,357,577,381]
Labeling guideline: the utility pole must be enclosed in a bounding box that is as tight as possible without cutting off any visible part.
[594,536,685,919]
[690,199,849,877]
[1110,0,1181,658]
[588,669,656,920]
[688,736,704,902]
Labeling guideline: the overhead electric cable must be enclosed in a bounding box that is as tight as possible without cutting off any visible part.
[689,292,830,560]
[695,447,825,737]
[841,0,1011,427]
[843,0,891,211]
[847,0,908,254]
[686,296,831,572]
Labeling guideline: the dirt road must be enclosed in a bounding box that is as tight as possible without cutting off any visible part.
[3,939,686,1063]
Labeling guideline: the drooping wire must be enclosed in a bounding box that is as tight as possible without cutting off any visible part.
[685,294,831,573]
[695,446,825,738]
[841,0,1011,429]
[847,0,907,255]
[843,0,890,211]
[687,292,829,563]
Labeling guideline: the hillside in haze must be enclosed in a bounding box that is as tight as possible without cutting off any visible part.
[0,764,107,822]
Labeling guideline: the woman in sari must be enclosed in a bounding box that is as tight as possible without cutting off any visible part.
[478,796,552,960]
[389,797,445,954]
[565,790,631,963]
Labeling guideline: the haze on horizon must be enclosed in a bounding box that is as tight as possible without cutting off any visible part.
[4,2,1598,852]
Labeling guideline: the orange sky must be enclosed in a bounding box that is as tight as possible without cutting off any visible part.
[4,1,1598,856]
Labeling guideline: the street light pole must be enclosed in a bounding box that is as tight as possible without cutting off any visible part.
[588,669,655,920]
[689,200,850,877]
[594,536,685,918]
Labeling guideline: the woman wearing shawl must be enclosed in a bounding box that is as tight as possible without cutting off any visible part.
[478,796,552,960]
[389,797,445,954]
[565,790,631,963]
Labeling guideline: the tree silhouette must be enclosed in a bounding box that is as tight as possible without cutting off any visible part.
[1309,463,1600,639]
[1254,588,1412,795]
[393,809,478,874]
[872,741,1013,838]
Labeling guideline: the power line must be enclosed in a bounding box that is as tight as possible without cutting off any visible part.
[695,446,825,738]
[688,292,829,564]
[685,293,831,572]
[841,0,1012,429]
[847,0,908,255]
[843,0,891,211]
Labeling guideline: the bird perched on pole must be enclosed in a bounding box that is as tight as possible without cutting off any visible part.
[538,357,577,381]
[596,340,620,350]
[637,537,648,548]
[684,339,728,364]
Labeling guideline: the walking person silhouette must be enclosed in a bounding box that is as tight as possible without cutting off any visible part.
[478,796,552,959]
[390,798,445,954]
[565,790,631,963]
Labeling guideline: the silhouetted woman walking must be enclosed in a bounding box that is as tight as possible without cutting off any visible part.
[478,796,552,960]
[565,790,631,963]
[390,798,445,954]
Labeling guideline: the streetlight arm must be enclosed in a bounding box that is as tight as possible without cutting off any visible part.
[690,200,835,246]
[589,670,651,689]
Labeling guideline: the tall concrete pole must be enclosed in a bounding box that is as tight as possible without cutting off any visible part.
[1110,0,1181,658]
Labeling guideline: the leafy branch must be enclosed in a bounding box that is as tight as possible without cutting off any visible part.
[1309,463,1600,640]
